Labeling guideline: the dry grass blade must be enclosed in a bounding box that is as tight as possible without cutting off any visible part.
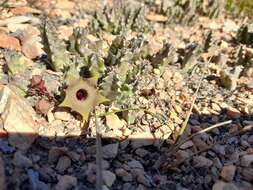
[187,120,232,139]
[169,57,212,154]
[177,75,203,139]
[169,120,232,156]
[162,124,253,170]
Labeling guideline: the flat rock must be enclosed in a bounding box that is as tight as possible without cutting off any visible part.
[241,168,253,182]
[122,183,135,190]
[247,135,253,143]
[220,165,236,182]
[212,181,238,190]
[56,156,71,173]
[48,147,68,163]
[226,106,241,119]
[28,169,50,190]
[175,150,191,162]
[54,111,72,121]
[115,168,133,182]
[55,175,77,190]
[240,154,253,167]
[35,99,52,116]
[137,173,151,187]
[86,173,96,184]
[213,144,226,156]
[13,151,32,168]
[0,139,15,153]
[193,156,213,168]
[102,185,110,190]
[102,170,116,187]
[20,26,44,59]
[0,33,21,51]
[127,160,144,170]
[130,131,154,149]
[192,136,209,150]
[180,140,194,149]
[136,184,148,190]
[223,20,239,32]
[0,85,39,150]
[213,157,223,169]
[106,114,125,130]
[102,159,110,170]
[102,143,119,159]
[135,148,149,157]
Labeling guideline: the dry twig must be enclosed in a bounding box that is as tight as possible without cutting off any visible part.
[94,109,103,190]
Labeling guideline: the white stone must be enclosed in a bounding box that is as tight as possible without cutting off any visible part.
[102,170,116,187]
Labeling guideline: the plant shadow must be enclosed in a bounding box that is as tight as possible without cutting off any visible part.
[0,112,253,190]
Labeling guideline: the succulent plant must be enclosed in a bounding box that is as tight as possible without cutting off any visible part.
[41,20,151,121]
[226,0,253,16]
[149,42,176,67]
[90,0,152,34]
[203,30,213,52]
[42,21,109,120]
[100,35,149,107]
[42,20,72,72]
[181,30,213,73]
[145,0,221,25]
[237,24,253,45]
[3,51,38,96]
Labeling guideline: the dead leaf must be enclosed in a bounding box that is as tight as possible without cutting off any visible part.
[0,85,39,150]
[20,26,44,59]
[0,33,21,51]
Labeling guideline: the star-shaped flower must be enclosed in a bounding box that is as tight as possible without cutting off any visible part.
[59,76,107,121]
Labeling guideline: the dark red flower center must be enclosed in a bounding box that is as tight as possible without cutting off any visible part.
[76,89,88,101]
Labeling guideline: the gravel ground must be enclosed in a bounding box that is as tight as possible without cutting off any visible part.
[0,0,252,190]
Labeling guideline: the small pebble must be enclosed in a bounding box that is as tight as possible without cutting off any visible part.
[13,151,32,168]
[240,154,253,167]
[135,148,149,157]
[102,170,116,187]
[193,156,213,168]
[54,111,71,121]
[56,156,71,173]
[212,181,238,190]
[103,143,119,159]
[55,175,77,190]
[220,165,236,182]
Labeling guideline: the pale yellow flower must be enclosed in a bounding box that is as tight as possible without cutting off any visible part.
[59,76,107,121]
